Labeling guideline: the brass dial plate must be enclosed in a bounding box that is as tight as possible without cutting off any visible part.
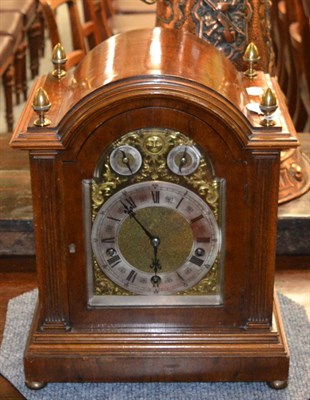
[85,128,225,305]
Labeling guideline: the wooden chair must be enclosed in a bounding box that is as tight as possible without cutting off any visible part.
[95,0,156,41]
[0,36,15,132]
[80,0,102,50]
[272,0,310,131]
[271,0,285,81]
[112,0,157,14]
[302,0,310,17]
[277,1,300,119]
[289,0,310,131]
[39,0,87,70]
[0,11,27,131]
[0,0,42,79]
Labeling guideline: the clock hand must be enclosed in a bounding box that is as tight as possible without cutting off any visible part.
[120,150,133,174]
[122,202,157,242]
[150,237,161,287]
[124,207,154,240]
[122,202,162,287]
[179,146,188,173]
[150,237,160,270]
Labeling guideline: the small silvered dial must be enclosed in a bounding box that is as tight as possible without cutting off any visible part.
[167,145,201,176]
[110,145,142,176]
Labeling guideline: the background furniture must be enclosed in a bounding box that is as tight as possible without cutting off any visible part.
[0,35,15,132]
[94,0,156,41]
[0,0,42,80]
[271,0,310,132]
[0,11,26,131]
[39,0,88,70]
[0,0,43,132]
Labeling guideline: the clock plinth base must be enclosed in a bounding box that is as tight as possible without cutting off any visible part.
[24,296,289,386]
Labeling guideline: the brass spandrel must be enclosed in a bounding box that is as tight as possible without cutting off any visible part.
[94,258,131,296]
[91,129,217,218]
[178,260,220,296]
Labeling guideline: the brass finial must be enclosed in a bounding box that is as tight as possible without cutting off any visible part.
[51,43,67,79]
[243,42,260,79]
[32,87,51,127]
[259,88,278,127]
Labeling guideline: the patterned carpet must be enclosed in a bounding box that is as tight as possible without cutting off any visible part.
[0,290,309,400]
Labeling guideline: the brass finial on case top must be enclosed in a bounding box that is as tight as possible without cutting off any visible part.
[243,42,260,79]
[259,88,278,127]
[51,43,67,79]
[32,87,51,127]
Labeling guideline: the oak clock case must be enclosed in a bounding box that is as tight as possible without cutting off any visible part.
[10,28,296,387]
[84,129,224,306]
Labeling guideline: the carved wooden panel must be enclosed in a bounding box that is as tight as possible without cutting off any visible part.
[156,0,274,72]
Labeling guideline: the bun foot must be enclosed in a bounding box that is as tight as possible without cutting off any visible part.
[25,381,47,390]
[267,380,288,390]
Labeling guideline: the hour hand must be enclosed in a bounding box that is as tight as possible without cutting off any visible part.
[120,150,133,174]
[150,236,161,287]
[178,146,188,173]
[150,237,161,271]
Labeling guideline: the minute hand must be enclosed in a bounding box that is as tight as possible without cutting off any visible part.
[122,204,154,240]
[132,213,154,239]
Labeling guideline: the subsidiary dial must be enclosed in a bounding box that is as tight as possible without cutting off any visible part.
[110,145,142,176]
[167,145,201,175]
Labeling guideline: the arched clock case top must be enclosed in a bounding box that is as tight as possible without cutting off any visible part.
[10,28,296,386]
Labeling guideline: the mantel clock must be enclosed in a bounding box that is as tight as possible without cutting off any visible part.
[11,28,298,389]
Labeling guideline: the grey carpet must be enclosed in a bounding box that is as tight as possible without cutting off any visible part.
[0,290,309,400]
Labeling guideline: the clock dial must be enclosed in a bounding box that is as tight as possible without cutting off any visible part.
[88,128,224,300]
[167,145,201,175]
[91,181,221,295]
[109,145,142,176]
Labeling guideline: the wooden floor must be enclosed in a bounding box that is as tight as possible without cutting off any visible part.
[0,258,309,399]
